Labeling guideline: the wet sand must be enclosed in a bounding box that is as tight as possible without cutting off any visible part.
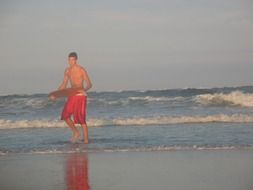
[0,150,253,190]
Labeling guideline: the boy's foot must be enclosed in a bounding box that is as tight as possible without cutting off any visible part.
[70,132,81,142]
[84,140,89,144]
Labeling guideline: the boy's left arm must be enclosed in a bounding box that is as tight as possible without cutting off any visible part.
[82,68,92,91]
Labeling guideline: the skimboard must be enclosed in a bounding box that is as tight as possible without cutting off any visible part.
[48,87,84,99]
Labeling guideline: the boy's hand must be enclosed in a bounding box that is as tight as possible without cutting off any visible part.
[49,95,56,101]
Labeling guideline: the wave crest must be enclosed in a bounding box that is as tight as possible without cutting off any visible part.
[194,90,253,107]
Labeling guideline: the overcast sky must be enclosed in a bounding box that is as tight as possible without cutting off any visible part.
[0,0,253,95]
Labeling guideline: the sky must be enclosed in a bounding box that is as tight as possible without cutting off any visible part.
[0,0,253,95]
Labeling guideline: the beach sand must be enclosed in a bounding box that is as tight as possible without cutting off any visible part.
[0,149,253,190]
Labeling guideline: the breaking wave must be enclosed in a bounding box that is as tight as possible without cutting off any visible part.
[194,90,253,107]
[1,90,253,109]
[1,113,253,129]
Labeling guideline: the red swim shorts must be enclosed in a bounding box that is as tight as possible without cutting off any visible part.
[61,95,87,124]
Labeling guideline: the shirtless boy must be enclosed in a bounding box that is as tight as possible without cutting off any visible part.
[50,52,92,143]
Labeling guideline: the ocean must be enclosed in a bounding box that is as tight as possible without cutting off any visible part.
[1,85,253,155]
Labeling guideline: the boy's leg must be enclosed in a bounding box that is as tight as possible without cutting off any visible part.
[64,117,81,142]
[81,123,89,144]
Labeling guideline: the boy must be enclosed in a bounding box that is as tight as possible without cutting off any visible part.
[50,52,92,143]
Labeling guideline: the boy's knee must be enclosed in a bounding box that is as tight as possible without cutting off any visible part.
[81,123,87,127]
[63,117,72,122]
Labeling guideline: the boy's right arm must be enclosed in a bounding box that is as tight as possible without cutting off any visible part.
[58,68,69,90]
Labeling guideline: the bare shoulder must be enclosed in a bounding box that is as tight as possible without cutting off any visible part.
[79,65,88,74]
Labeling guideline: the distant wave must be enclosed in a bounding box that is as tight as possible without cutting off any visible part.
[0,95,177,109]
[0,95,182,109]
[101,96,185,106]
[1,113,253,129]
[128,96,184,102]
[0,96,58,109]
[79,91,253,107]
[194,90,253,107]
[94,91,253,107]
[1,89,253,109]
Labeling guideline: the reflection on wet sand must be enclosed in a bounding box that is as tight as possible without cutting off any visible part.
[65,152,90,190]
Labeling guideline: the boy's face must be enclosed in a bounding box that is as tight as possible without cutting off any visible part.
[68,57,77,65]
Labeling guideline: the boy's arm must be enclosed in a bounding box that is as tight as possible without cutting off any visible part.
[58,68,69,90]
[82,68,92,91]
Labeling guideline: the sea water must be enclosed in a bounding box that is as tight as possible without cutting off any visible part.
[1,85,253,155]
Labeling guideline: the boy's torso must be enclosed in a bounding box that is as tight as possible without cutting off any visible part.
[67,65,87,96]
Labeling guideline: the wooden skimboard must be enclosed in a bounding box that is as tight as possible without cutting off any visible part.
[48,87,84,99]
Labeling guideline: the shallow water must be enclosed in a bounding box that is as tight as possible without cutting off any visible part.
[1,85,253,154]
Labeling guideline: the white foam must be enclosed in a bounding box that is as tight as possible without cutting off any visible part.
[128,96,184,102]
[95,96,185,106]
[0,119,66,129]
[1,113,253,129]
[110,114,253,125]
[194,90,253,107]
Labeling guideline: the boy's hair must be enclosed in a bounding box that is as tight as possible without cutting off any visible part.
[68,52,78,59]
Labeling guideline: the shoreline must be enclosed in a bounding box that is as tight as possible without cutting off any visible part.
[1,145,253,156]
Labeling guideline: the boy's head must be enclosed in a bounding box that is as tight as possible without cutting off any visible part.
[68,52,78,65]
[68,52,78,59]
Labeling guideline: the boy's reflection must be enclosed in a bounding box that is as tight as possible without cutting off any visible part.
[65,152,90,190]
